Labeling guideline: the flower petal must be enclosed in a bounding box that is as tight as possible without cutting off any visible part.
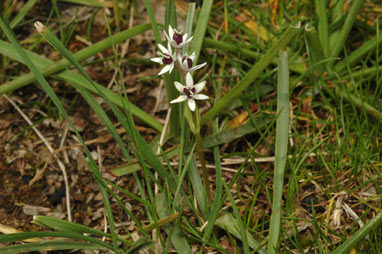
[157,44,168,54]
[182,33,189,42]
[167,42,172,55]
[158,64,172,75]
[150,57,162,63]
[185,72,194,87]
[179,36,193,47]
[189,52,196,61]
[177,54,183,66]
[170,95,187,104]
[194,94,209,100]
[174,81,185,93]
[178,55,189,71]
[189,62,207,72]
[194,81,206,93]
[168,63,174,74]
[188,98,196,111]
[168,25,174,38]
[164,31,171,45]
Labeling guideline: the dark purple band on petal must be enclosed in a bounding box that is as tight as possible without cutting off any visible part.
[163,54,173,64]
[186,58,193,68]
[173,33,183,45]
[183,88,192,98]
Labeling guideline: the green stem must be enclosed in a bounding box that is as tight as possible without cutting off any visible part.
[184,103,212,206]
[330,0,364,59]
[267,51,290,254]
[194,130,212,205]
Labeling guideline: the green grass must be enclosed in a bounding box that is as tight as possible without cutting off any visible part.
[0,0,381,253]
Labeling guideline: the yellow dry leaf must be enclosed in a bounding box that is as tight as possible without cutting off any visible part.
[235,10,272,42]
[0,223,20,234]
[225,111,249,130]
[0,223,40,242]
[175,0,188,15]
[269,0,278,24]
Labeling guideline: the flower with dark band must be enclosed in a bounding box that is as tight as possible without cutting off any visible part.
[178,52,207,73]
[165,25,193,49]
[170,72,209,111]
[150,43,176,75]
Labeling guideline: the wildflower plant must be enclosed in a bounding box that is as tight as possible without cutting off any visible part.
[151,25,212,202]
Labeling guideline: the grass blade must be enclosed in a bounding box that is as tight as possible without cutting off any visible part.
[165,0,177,28]
[330,0,364,59]
[33,216,111,237]
[333,213,382,254]
[314,0,329,58]
[184,2,196,54]
[0,241,101,253]
[305,25,382,120]
[203,38,305,74]
[203,56,223,242]
[0,232,114,250]
[305,24,329,75]
[328,0,344,49]
[173,144,196,210]
[0,39,162,131]
[222,179,249,253]
[9,0,38,29]
[33,215,138,246]
[190,0,213,62]
[201,23,301,125]
[0,23,151,94]
[334,87,382,120]
[59,0,110,7]
[202,115,273,148]
[143,0,162,44]
[215,213,266,253]
[335,34,382,73]
[189,155,208,218]
[156,193,192,254]
[267,50,290,253]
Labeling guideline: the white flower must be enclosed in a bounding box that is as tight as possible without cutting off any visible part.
[178,52,207,73]
[170,72,209,111]
[151,43,176,75]
[165,25,193,49]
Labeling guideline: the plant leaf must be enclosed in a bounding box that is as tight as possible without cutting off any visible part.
[215,213,266,253]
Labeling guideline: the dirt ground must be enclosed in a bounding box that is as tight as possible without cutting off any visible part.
[0,0,171,247]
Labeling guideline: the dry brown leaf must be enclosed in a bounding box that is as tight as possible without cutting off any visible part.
[225,111,249,130]
[235,10,272,41]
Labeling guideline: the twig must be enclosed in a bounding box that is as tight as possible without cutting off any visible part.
[152,79,164,115]
[28,161,48,187]
[59,122,70,164]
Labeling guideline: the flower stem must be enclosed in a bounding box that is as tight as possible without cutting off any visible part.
[194,128,212,205]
